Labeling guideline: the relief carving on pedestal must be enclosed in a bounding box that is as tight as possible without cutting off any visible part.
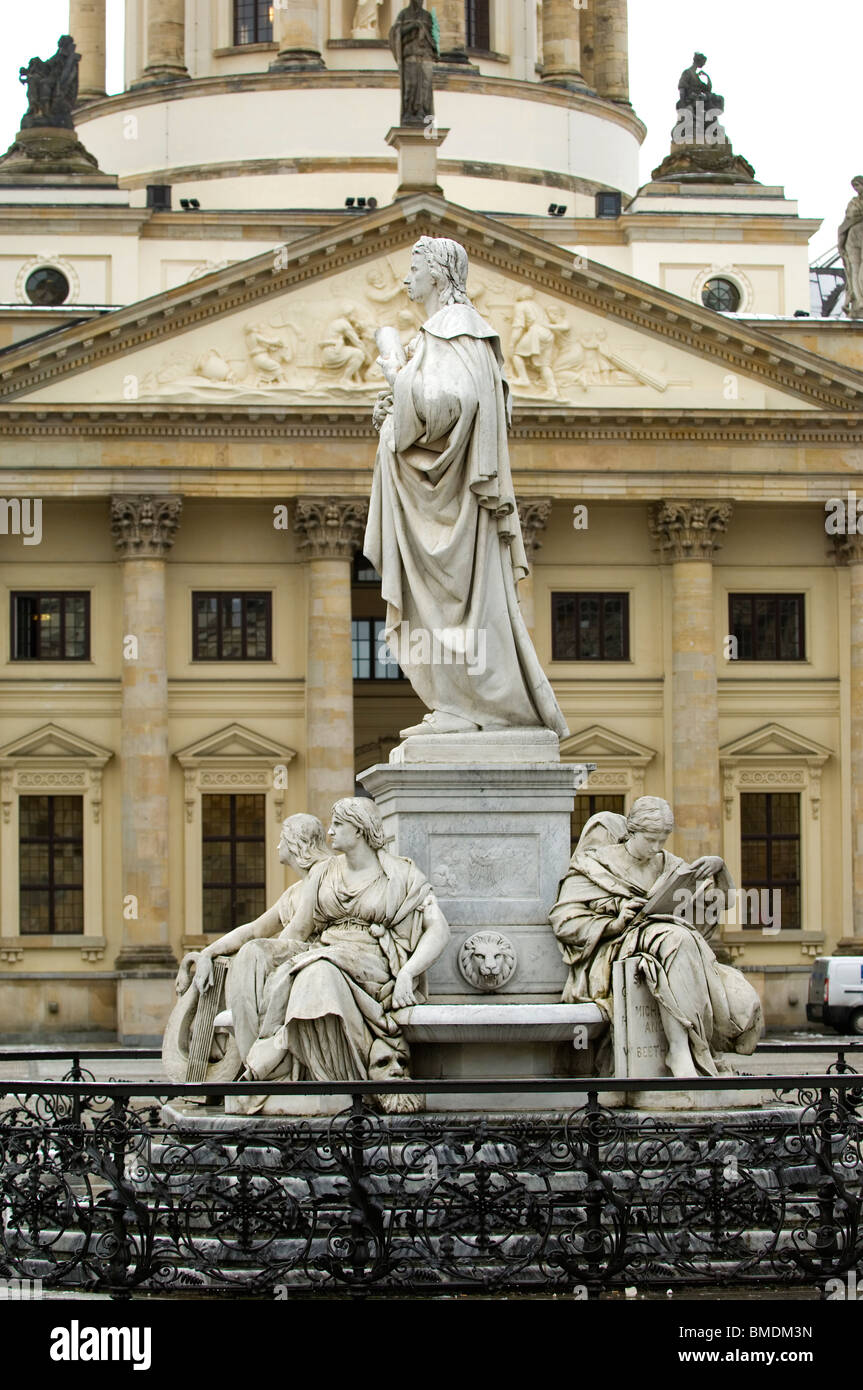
[457,931,518,992]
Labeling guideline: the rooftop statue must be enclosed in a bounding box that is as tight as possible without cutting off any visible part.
[364,236,569,738]
[676,51,724,116]
[839,176,863,319]
[389,0,437,127]
[549,797,763,1078]
[19,35,80,131]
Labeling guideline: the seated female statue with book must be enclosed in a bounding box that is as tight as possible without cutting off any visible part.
[549,796,762,1078]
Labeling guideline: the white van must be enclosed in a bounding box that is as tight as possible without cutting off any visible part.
[807,957,863,1034]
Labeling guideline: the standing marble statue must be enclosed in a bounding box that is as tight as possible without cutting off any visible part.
[364,236,568,738]
[839,176,863,319]
[389,0,437,126]
[549,797,763,1077]
[240,797,450,1101]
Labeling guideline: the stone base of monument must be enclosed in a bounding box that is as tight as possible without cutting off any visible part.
[0,126,119,185]
[610,957,769,1110]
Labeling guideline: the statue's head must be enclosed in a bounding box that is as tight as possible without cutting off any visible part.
[693,52,707,67]
[369,1037,422,1112]
[853,176,863,195]
[407,237,471,307]
[278,813,329,870]
[329,796,388,851]
[625,796,674,860]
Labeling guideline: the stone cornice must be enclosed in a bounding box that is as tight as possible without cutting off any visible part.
[1,404,863,446]
[1,195,860,409]
[76,70,647,140]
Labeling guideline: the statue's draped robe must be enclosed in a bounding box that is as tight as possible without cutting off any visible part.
[246,852,431,1082]
[550,844,762,1075]
[365,302,567,735]
[224,880,303,1065]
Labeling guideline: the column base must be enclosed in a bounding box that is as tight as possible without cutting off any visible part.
[540,71,593,94]
[435,52,479,71]
[269,53,326,70]
[129,68,191,88]
[832,938,863,956]
[386,125,449,196]
[115,945,178,1044]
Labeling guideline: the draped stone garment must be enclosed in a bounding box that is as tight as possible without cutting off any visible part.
[249,851,432,1082]
[364,302,568,735]
[550,844,763,1075]
[224,881,304,1065]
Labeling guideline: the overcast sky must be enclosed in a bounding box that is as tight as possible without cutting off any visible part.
[0,1,857,260]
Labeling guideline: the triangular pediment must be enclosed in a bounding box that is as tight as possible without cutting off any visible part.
[720,723,831,763]
[174,724,297,765]
[1,196,859,415]
[0,723,113,766]
[561,724,656,765]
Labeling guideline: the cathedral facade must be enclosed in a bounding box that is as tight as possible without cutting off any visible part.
[0,0,860,1040]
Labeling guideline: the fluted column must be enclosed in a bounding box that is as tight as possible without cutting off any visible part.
[649,500,732,863]
[270,0,325,70]
[540,0,586,88]
[69,0,107,99]
[436,0,469,64]
[593,0,629,103]
[834,533,863,940]
[295,499,368,825]
[134,0,190,86]
[111,495,182,1041]
[517,499,553,638]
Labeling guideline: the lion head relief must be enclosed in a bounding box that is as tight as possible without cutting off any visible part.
[457,931,518,992]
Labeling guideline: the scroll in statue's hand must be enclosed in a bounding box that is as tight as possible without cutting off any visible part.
[392,967,417,1010]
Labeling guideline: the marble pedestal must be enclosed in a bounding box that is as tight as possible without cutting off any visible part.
[360,734,592,1002]
[611,956,766,1109]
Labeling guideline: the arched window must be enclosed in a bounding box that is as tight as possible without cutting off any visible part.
[465,0,490,50]
[234,0,274,45]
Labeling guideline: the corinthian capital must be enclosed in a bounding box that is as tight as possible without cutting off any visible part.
[110,495,182,558]
[831,532,863,566]
[648,499,733,562]
[517,499,553,558]
[294,497,369,560]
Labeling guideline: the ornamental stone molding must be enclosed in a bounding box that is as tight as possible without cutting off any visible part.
[110,494,183,558]
[830,532,863,566]
[648,499,733,562]
[517,499,553,557]
[294,497,369,559]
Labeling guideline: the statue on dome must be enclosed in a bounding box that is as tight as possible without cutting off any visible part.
[839,176,863,319]
[389,0,438,127]
[676,51,724,117]
[19,35,80,130]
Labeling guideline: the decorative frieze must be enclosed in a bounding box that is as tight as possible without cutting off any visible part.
[110,494,183,558]
[648,498,733,562]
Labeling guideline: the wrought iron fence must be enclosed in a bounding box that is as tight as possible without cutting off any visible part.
[0,1050,860,1298]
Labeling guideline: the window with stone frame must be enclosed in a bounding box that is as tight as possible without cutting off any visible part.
[234,0,273,45]
[551,592,630,661]
[19,794,84,935]
[466,0,491,49]
[729,593,805,661]
[201,793,267,935]
[192,592,272,661]
[739,791,801,930]
[11,591,90,661]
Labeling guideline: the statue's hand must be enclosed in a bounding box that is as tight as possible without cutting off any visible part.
[373,391,393,432]
[690,855,724,878]
[175,951,199,995]
[193,953,215,995]
[612,901,641,931]
[392,968,417,1010]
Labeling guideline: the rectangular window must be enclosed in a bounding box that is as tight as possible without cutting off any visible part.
[352,618,401,679]
[234,0,273,45]
[740,791,801,930]
[551,592,630,661]
[202,793,267,935]
[465,0,491,50]
[19,795,84,935]
[571,794,626,851]
[11,592,90,660]
[729,594,805,661]
[192,593,272,661]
